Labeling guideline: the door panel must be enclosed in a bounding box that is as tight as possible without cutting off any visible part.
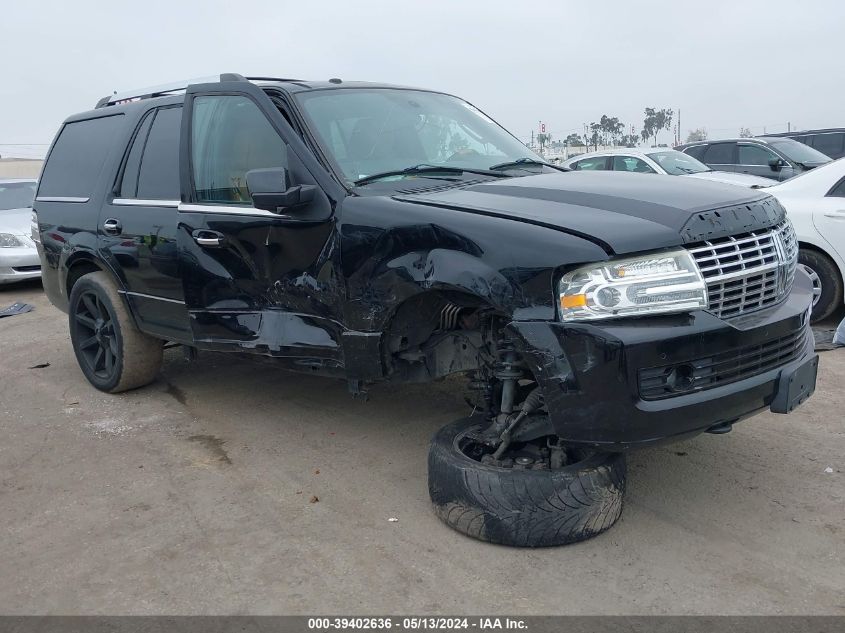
[814,186,845,263]
[177,80,339,364]
[100,106,191,341]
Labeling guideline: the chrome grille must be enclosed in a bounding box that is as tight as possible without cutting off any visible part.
[687,219,798,318]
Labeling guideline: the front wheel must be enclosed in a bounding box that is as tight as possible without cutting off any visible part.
[798,249,843,322]
[428,417,626,547]
[68,271,163,393]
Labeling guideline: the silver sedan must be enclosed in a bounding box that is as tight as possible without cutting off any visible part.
[0,179,40,284]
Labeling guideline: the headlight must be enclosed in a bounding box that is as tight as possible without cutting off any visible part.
[558,249,708,321]
[0,233,25,248]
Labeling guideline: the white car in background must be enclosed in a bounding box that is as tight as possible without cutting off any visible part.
[561,148,773,188]
[0,178,40,285]
[767,158,845,321]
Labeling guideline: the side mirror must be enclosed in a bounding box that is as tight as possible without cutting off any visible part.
[246,167,316,214]
[768,157,784,171]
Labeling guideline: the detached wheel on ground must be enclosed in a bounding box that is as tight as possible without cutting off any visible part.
[428,417,626,547]
[68,271,163,393]
[798,249,843,323]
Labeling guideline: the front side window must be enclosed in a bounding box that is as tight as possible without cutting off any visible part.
[0,181,37,210]
[738,144,778,166]
[612,156,655,173]
[191,95,287,204]
[295,88,539,182]
[572,157,609,171]
[768,138,830,164]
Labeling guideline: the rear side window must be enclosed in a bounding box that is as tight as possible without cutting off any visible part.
[137,107,182,199]
[702,143,735,164]
[120,107,182,200]
[190,95,287,204]
[612,156,655,173]
[572,157,608,171]
[39,115,124,198]
[810,133,844,158]
[119,111,154,198]
[683,145,707,160]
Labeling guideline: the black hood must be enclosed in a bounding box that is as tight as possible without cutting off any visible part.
[394,171,781,255]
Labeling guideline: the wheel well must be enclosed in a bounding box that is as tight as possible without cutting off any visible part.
[798,241,844,284]
[383,291,500,382]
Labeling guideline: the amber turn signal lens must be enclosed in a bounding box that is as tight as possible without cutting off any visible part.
[560,294,587,309]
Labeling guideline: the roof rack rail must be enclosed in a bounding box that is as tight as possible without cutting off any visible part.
[95,73,250,108]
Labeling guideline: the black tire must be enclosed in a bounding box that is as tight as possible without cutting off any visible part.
[428,417,626,547]
[68,271,163,393]
[798,248,843,322]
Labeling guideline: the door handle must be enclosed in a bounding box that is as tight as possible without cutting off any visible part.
[102,218,122,235]
[192,229,226,248]
[822,209,845,219]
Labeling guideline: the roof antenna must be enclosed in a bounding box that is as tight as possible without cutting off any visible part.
[329,78,342,84]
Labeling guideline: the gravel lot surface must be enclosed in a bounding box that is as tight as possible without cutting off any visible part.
[1,280,842,614]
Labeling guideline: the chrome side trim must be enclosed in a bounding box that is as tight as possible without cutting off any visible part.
[178,202,277,217]
[112,198,180,208]
[119,290,185,305]
[35,196,89,203]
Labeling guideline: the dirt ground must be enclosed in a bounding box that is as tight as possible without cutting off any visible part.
[1,279,843,615]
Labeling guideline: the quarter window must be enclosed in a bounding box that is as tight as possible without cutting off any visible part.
[191,95,287,204]
[39,115,124,199]
[738,144,778,166]
[683,145,707,160]
[828,177,845,198]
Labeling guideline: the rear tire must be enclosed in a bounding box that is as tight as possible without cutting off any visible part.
[428,417,626,547]
[68,272,163,393]
[798,249,843,322]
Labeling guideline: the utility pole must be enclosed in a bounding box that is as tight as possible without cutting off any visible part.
[788,121,791,132]
[677,109,681,145]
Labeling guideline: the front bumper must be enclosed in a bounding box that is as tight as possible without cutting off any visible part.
[508,268,816,450]
[0,245,41,284]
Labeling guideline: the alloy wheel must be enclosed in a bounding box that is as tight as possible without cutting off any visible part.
[798,264,823,307]
[74,291,119,380]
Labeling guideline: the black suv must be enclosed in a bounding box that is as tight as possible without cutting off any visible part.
[677,137,831,181]
[34,74,818,547]
[765,128,845,160]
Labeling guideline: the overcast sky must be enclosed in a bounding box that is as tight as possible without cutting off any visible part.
[1,0,843,156]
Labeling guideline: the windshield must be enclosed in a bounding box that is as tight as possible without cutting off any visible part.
[645,150,709,175]
[295,88,540,183]
[766,138,831,164]
[0,181,37,210]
